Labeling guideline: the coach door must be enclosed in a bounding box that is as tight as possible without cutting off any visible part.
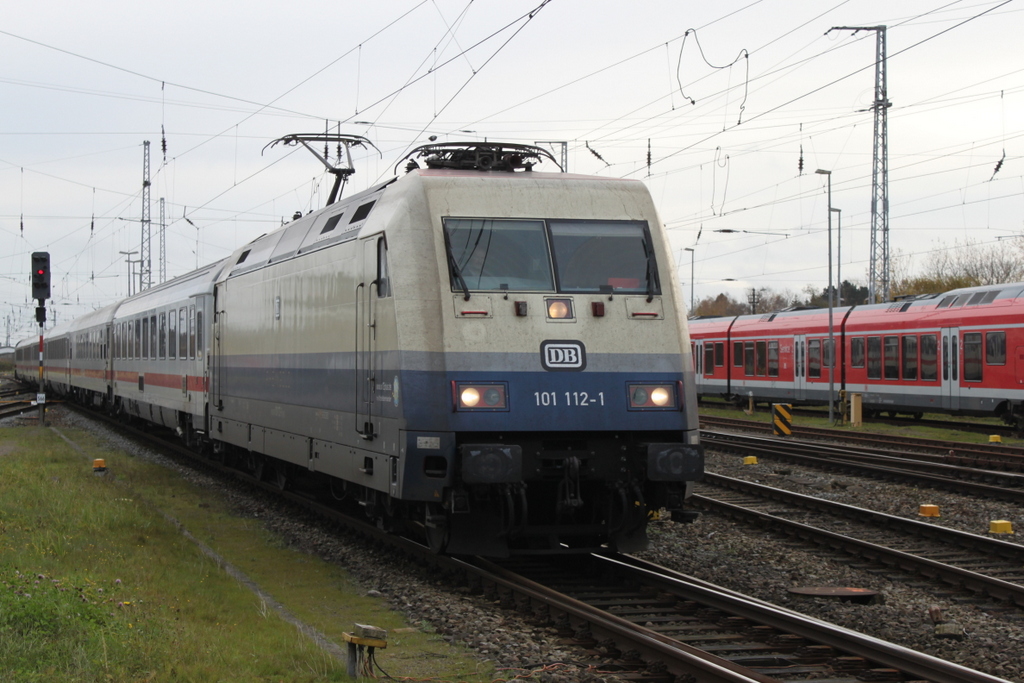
[792,335,807,400]
[941,327,961,411]
[692,341,704,394]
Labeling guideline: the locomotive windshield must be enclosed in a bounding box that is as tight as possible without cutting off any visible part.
[443,218,659,295]
[549,220,658,295]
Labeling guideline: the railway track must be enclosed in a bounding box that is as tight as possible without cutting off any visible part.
[701,430,1024,505]
[700,414,1024,471]
[693,472,1024,609]
[55,404,1013,683]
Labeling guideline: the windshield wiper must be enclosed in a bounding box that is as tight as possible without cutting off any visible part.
[443,232,471,301]
[642,240,658,302]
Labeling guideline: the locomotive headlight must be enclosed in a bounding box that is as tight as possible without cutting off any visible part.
[453,382,509,411]
[627,383,679,410]
[545,298,574,320]
[650,387,671,406]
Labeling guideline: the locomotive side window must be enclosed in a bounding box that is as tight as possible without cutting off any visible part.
[744,342,755,376]
[883,336,899,380]
[704,345,714,376]
[444,218,554,292]
[866,336,882,380]
[755,341,767,376]
[921,334,938,381]
[850,337,865,368]
[986,331,1006,365]
[767,340,779,377]
[715,342,724,366]
[963,332,982,382]
[377,237,391,298]
[902,335,918,380]
[549,220,658,295]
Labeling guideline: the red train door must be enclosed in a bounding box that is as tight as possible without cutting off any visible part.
[793,335,807,401]
[941,327,961,411]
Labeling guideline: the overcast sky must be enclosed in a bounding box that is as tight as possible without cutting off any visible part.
[2,0,1021,342]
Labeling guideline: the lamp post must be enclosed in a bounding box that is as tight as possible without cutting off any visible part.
[815,169,835,425]
[831,208,842,305]
[683,247,695,312]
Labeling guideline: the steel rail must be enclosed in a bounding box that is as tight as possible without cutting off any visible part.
[695,472,1024,607]
[601,553,1011,683]
[702,430,1024,503]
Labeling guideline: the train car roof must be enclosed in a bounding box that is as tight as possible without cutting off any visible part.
[65,301,120,333]
[116,259,230,318]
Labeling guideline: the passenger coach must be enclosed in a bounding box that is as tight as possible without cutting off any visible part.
[690,283,1024,428]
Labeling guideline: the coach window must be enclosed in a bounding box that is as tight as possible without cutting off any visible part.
[715,342,724,366]
[704,345,714,376]
[134,319,141,359]
[986,331,1006,365]
[377,237,391,298]
[883,336,899,380]
[179,308,187,359]
[902,335,918,380]
[850,338,865,368]
[808,340,821,378]
[767,340,779,377]
[189,305,196,359]
[921,334,938,381]
[168,311,177,359]
[150,315,157,360]
[743,341,755,376]
[755,341,767,376]
[963,332,982,382]
[159,313,167,359]
[866,336,882,380]
[196,309,204,357]
[732,342,743,367]
[143,317,151,359]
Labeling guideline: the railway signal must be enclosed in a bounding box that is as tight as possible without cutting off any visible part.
[31,251,51,301]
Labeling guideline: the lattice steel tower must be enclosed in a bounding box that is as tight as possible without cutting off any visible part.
[140,140,152,291]
[832,26,890,303]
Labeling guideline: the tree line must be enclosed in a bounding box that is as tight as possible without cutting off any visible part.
[691,237,1024,317]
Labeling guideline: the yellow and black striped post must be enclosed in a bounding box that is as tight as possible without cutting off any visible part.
[772,403,792,436]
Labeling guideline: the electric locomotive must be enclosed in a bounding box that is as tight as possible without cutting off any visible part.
[21,140,705,557]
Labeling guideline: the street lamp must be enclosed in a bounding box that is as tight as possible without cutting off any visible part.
[683,247,695,311]
[831,208,842,306]
[815,169,835,425]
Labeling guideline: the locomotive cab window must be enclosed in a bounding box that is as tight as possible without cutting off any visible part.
[549,220,658,296]
[444,218,554,292]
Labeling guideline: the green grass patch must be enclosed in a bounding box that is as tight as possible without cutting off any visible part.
[0,423,494,682]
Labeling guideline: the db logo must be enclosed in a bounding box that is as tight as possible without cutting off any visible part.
[541,340,587,372]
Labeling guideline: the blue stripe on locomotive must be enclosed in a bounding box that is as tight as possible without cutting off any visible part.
[219,351,690,433]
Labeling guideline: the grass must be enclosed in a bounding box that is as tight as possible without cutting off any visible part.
[0,422,496,682]
[698,398,1024,447]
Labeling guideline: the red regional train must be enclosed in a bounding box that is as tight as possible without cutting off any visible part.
[689,282,1024,429]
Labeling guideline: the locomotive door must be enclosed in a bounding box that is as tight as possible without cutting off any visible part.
[355,236,385,440]
[792,335,807,401]
[941,327,961,411]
